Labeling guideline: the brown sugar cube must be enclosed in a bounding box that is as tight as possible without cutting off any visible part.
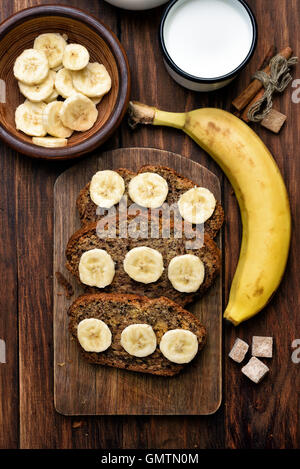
[261,109,287,133]
[242,357,269,383]
[228,338,249,363]
[252,336,273,358]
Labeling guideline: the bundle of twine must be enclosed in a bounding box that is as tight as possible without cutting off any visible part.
[247,54,298,122]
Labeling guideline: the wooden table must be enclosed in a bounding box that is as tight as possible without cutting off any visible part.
[0,0,299,449]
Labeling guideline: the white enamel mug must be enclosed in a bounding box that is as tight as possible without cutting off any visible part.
[159,0,257,91]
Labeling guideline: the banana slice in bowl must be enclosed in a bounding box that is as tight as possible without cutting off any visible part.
[79,248,115,288]
[178,187,216,224]
[44,88,59,103]
[123,246,164,284]
[32,137,67,147]
[55,68,77,98]
[89,170,125,208]
[43,101,73,138]
[128,172,169,208]
[14,49,49,85]
[91,96,103,106]
[18,70,56,103]
[72,62,112,98]
[63,43,90,71]
[159,329,198,364]
[15,100,47,137]
[77,318,112,353]
[34,33,67,69]
[60,93,98,131]
[168,254,205,293]
[121,324,157,358]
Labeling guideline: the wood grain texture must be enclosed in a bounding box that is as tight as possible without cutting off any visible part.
[54,148,222,415]
[0,146,19,449]
[0,0,299,449]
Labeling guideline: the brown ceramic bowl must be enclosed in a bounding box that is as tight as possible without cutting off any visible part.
[0,5,130,160]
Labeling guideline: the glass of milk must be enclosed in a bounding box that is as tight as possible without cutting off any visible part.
[160,0,257,91]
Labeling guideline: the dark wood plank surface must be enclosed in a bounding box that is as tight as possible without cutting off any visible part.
[53,148,222,416]
[0,0,299,448]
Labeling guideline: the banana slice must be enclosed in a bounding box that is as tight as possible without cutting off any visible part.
[128,173,168,208]
[89,170,125,208]
[168,254,205,293]
[55,68,77,98]
[59,93,98,131]
[72,63,111,98]
[32,137,67,147]
[44,88,59,103]
[178,187,216,224]
[123,247,164,284]
[121,324,157,357]
[52,64,64,73]
[43,101,73,138]
[91,96,103,105]
[32,137,67,148]
[63,43,90,71]
[18,70,55,102]
[14,49,49,85]
[15,100,47,137]
[77,318,112,353]
[33,33,67,69]
[79,248,115,288]
[159,329,198,364]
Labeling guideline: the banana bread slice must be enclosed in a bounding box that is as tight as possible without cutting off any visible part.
[76,165,224,239]
[68,293,207,376]
[65,214,221,306]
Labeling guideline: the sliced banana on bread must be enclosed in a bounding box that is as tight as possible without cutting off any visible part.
[76,165,224,239]
[68,293,207,376]
[65,213,220,306]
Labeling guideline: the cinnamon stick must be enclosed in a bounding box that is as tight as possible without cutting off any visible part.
[232,46,293,111]
[241,88,265,122]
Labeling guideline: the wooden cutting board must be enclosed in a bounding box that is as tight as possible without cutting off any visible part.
[53,147,222,415]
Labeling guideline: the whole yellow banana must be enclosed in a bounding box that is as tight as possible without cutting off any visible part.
[129,102,291,325]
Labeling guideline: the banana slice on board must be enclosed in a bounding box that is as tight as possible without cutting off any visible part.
[32,137,67,148]
[121,324,157,357]
[18,70,55,102]
[89,170,125,208]
[168,254,205,293]
[59,93,98,131]
[33,33,67,69]
[14,49,49,85]
[15,100,47,137]
[128,172,168,208]
[77,318,112,353]
[72,62,111,98]
[79,248,115,288]
[63,43,90,71]
[43,101,73,138]
[123,246,164,284]
[178,187,216,224]
[55,68,77,98]
[159,329,198,364]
